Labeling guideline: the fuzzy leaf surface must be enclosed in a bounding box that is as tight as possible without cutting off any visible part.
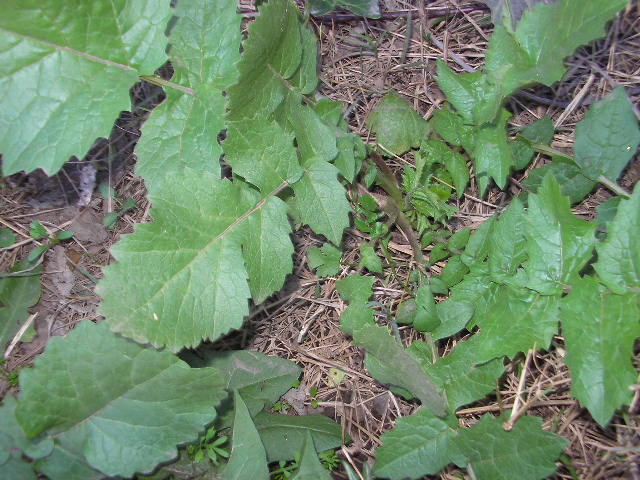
[374,409,463,479]
[0,0,171,176]
[524,175,595,295]
[15,321,226,478]
[98,172,293,350]
[223,392,269,480]
[367,92,430,155]
[594,183,640,293]
[253,412,343,462]
[562,277,640,426]
[135,0,241,194]
[456,414,567,480]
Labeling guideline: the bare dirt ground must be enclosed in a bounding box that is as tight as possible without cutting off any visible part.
[1,1,639,479]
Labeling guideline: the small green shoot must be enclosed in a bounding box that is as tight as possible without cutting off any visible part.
[27,222,74,263]
[186,427,229,465]
[0,227,16,247]
[100,183,137,229]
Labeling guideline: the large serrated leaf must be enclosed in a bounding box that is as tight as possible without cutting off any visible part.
[98,171,293,351]
[374,409,463,480]
[489,198,527,283]
[562,277,640,426]
[524,175,595,295]
[594,183,640,293]
[0,0,171,176]
[135,0,241,194]
[15,321,226,478]
[456,414,567,480]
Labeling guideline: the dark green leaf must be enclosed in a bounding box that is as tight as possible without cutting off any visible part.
[359,243,383,273]
[290,431,332,480]
[223,392,269,480]
[594,183,640,293]
[253,412,343,462]
[456,414,567,480]
[562,277,640,426]
[16,321,226,477]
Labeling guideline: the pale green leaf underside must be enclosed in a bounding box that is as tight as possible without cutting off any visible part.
[0,0,171,176]
[562,277,640,426]
[15,321,226,478]
[594,183,640,293]
[98,171,293,351]
[135,0,241,194]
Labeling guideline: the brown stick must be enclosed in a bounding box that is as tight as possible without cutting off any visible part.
[313,5,489,23]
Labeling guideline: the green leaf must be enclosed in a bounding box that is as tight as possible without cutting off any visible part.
[374,409,464,479]
[291,161,351,245]
[511,116,554,170]
[366,92,430,155]
[489,198,527,283]
[456,414,567,480]
[352,323,448,416]
[440,255,469,287]
[412,284,441,332]
[308,0,381,18]
[336,274,374,304]
[0,0,171,176]
[574,87,640,182]
[480,0,547,29]
[181,350,301,427]
[594,183,640,293]
[431,300,474,340]
[483,0,628,120]
[421,140,470,197]
[562,277,640,426]
[223,392,269,480]
[98,172,293,350]
[34,438,102,480]
[524,175,596,295]
[427,344,504,410]
[0,228,16,247]
[291,431,332,480]
[308,243,342,277]
[472,286,560,362]
[359,243,383,273]
[472,109,513,193]
[252,412,343,462]
[436,60,496,125]
[523,160,596,204]
[0,261,42,351]
[135,0,241,194]
[0,395,54,461]
[15,321,226,478]
[431,109,473,149]
[29,221,47,240]
[461,217,496,267]
[595,197,621,233]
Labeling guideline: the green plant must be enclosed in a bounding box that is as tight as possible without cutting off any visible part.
[26,221,74,263]
[0,1,637,480]
[186,427,229,465]
[99,183,137,229]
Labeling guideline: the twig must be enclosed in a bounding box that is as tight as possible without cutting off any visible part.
[5,313,38,359]
[504,347,535,431]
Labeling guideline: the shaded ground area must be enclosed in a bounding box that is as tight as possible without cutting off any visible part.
[1,1,639,479]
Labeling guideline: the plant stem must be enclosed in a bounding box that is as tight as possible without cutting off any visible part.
[139,75,195,95]
[598,175,631,198]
